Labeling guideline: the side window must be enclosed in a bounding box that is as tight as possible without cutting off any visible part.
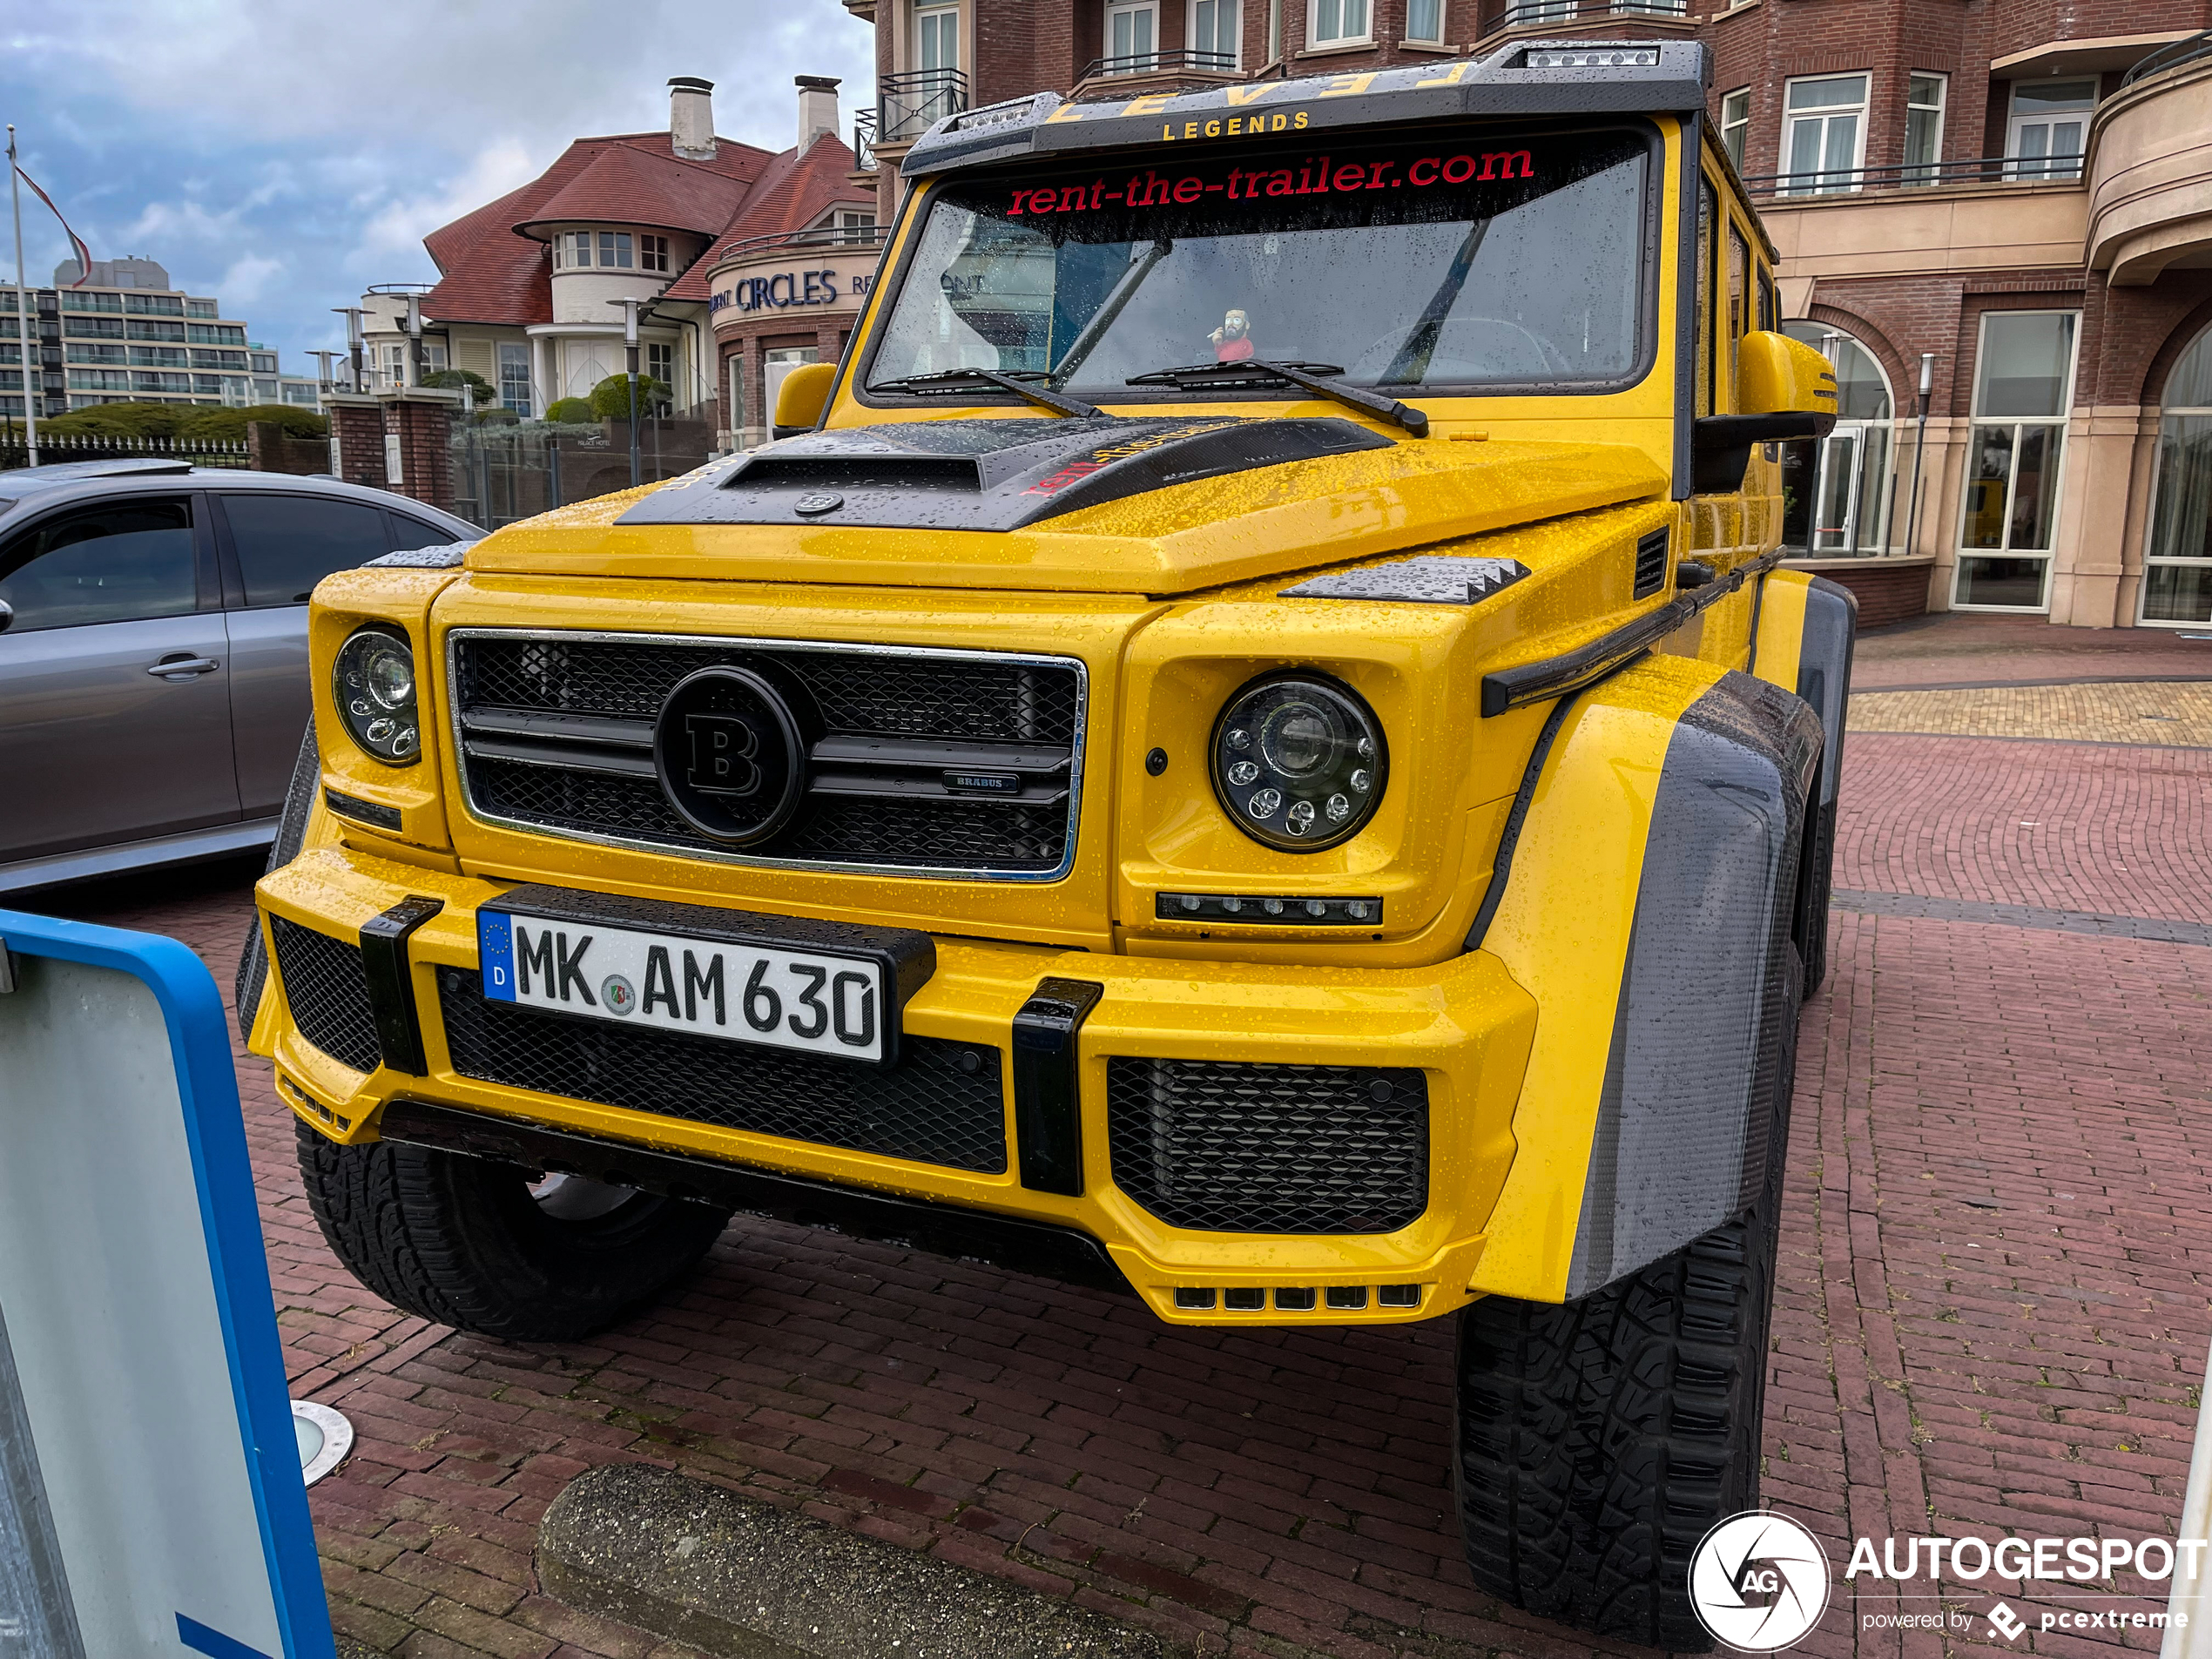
[222,493,390,607]
[1728,223,1750,403]
[388,513,462,551]
[1695,177,1716,419]
[0,498,198,632]
[1759,267,1778,333]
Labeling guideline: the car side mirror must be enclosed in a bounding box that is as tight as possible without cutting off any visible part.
[0,598,12,635]
[772,362,837,439]
[1690,332,1839,493]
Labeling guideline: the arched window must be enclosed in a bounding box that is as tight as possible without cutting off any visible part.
[2142,326,2212,624]
[1782,322,1895,556]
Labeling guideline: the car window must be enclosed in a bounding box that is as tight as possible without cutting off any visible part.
[0,498,198,632]
[223,492,391,606]
[388,512,462,550]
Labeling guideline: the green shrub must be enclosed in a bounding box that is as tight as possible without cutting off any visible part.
[544,397,597,424]
[589,374,669,421]
[36,401,190,439]
[178,403,327,442]
[421,368,496,408]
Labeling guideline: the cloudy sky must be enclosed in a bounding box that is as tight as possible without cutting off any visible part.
[0,0,875,374]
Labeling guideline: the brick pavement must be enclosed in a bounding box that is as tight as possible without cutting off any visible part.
[1853,614,2212,691]
[1852,683,2212,747]
[21,674,2212,1657]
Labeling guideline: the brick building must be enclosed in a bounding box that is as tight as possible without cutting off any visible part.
[845,0,2212,626]
[356,75,876,453]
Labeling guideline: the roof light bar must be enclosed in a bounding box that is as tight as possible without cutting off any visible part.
[1521,46,1661,68]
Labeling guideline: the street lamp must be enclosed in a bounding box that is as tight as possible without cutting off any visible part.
[1905,352,1937,558]
[404,293,423,389]
[332,307,366,394]
[610,296,642,489]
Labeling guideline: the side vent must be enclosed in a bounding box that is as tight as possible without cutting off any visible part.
[1633,528,1669,599]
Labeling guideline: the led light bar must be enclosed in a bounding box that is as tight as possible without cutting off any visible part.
[1521,47,1661,68]
[1155,893,1383,925]
[1170,1285,1422,1312]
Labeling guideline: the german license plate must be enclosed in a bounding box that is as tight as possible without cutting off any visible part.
[478,908,894,1064]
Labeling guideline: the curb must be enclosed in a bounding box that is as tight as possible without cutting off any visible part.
[537,1462,1166,1659]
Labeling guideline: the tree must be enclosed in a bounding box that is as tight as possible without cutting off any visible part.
[544,397,597,424]
[421,368,496,408]
[590,374,670,421]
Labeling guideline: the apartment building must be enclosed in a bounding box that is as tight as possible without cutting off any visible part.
[3,256,280,419]
[844,0,2212,626]
[358,76,879,451]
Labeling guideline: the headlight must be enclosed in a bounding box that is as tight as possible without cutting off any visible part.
[332,627,421,765]
[1210,672,1386,851]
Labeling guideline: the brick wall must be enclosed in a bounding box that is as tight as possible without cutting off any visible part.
[327,399,387,491]
[384,399,455,512]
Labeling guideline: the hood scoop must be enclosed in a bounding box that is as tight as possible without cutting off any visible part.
[616,416,1394,533]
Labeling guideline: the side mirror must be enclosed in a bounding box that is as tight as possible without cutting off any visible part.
[0,597,12,635]
[1690,332,1838,493]
[772,362,837,439]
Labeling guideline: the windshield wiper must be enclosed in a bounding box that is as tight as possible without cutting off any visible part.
[868,367,1103,420]
[1126,359,1429,437]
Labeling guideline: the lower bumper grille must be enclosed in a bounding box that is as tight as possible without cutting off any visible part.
[269,917,381,1074]
[1105,1057,1428,1234]
[435,968,1008,1174]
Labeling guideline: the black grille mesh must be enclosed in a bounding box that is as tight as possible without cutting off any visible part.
[467,757,1069,870]
[269,917,381,1074]
[457,637,1081,744]
[435,968,1008,1173]
[454,635,1081,871]
[1106,1057,1427,1234]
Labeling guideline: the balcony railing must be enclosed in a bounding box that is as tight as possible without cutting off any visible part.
[1741,153,2083,201]
[879,67,967,145]
[1479,0,1686,37]
[852,109,877,172]
[2123,30,2212,86]
[1076,46,1239,82]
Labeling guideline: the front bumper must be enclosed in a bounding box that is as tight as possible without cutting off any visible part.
[253,843,1538,1326]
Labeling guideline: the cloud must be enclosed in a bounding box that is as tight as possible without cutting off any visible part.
[0,0,876,363]
[353,138,538,266]
[218,253,283,304]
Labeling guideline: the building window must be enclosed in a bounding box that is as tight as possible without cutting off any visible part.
[915,2,959,72]
[1309,0,1369,45]
[645,341,674,407]
[2140,327,2212,624]
[498,341,531,414]
[1105,2,1158,71]
[380,343,406,389]
[727,354,747,440]
[836,209,877,245]
[1192,0,1240,64]
[2006,79,2095,181]
[1404,0,1443,44]
[641,234,671,273]
[597,231,635,269]
[1781,73,1869,196]
[1780,324,1895,556]
[1720,88,1750,171]
[1903,73,1946,186]
[1955,310,2078,610]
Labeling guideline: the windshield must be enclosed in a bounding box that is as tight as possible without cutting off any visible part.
[866,125,1653,400]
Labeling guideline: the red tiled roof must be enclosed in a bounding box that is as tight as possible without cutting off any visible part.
[420,130,773,326]
[662,135,875,303]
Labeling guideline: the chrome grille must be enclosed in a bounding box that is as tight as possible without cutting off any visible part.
[448,631,1086,878]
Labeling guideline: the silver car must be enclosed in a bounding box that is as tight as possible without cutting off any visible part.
[0,459,474,892]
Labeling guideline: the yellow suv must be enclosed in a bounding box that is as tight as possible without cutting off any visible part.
[242,39,1848,1646]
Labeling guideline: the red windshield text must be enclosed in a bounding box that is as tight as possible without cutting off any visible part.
[1006,149,1535,217]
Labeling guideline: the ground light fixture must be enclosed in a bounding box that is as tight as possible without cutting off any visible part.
[1211,671,1386,851]
[333,626,421,764]
[291,1399,353,1487]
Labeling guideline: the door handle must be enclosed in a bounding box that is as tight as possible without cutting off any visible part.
[147,654,220,679]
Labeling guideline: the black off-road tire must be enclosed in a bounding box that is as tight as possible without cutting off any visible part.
[235,725,321,1043]
[1453,954,1799,1650]
[297,1122,733,1341]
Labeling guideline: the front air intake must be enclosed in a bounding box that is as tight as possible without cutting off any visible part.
[1106,1057,1428,1234]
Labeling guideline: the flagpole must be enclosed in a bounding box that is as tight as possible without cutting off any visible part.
[7,126,35,468]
